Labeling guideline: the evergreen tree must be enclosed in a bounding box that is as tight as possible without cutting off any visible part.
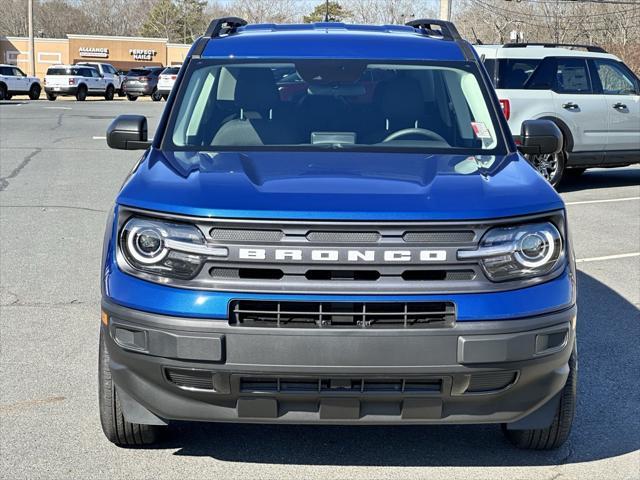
[141,0,179,41]
[303,1,351,23]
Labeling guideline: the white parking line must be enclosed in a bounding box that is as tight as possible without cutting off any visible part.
[92,136,106,140]
[44,106,72,110]
[576,252,640,263]
[566,197,639,206]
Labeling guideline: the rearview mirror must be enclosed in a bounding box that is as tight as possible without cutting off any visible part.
[106,115,151,150]
[518,120,562,155]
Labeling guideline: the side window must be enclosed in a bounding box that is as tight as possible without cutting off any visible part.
[595,60,637,95]
[12,68,25,77]
[0,66,12,75]
[496,59,541,89]
[555,58,591,94]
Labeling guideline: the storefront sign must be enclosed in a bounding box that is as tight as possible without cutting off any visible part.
[79,47,109,58]
[129,49,157,61]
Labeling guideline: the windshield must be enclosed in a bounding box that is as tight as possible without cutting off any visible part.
[166,59,504,153]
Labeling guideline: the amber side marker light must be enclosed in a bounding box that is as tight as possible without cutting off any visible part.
[101,310,109,326]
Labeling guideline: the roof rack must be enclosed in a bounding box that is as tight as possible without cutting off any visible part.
[406,19,462,41]
[204,17,248,38]
[503,43,606,53]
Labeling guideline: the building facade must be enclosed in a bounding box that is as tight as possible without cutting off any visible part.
[0,34,191,78]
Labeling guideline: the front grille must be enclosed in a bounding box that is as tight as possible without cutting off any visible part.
[165,368,214,390]
[229,300,456,328]
[121,209,561,294]
[240,376,442,394]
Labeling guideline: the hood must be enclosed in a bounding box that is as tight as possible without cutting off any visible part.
[117,149,564,221]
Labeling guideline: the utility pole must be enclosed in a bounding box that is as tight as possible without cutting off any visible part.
[439,0,452,21]
[28,0,36,76]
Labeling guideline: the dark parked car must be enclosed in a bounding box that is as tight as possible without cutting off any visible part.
[122,67,164,101]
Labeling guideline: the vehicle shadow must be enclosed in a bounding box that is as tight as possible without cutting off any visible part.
[558,167,640,193]
[153,271,638,467]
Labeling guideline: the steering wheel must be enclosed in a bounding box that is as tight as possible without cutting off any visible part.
[382,128,446,143]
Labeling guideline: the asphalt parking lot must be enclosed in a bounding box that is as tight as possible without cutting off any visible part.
[1,98,638,480]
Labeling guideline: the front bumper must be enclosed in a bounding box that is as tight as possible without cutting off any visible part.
[102,298,576,426]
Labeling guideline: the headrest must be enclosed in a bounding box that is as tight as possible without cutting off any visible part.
[374,77,424,120]
[234,68,279,111]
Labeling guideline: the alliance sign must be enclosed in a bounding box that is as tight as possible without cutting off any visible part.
[79,47,109,58]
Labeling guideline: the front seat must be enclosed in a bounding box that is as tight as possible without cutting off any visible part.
[212,68,299,146]
[367,76,426,142]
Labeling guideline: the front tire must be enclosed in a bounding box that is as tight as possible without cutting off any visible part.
[0,83,7,100]
[126,94,138,102]
[502,350,577,450]
[99,329,162,446]
[76,85,87,101]
[526,149,566,188]
[46,92,57,101]
[105,84,115,101]
[151,88,162,101]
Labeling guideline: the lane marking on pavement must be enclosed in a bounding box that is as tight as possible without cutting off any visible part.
[576,252,640,263]
[44,106,72,110]
[566,197,639,206]
[92,136,106,140]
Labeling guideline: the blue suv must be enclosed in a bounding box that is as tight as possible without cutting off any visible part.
[100,18,576,449]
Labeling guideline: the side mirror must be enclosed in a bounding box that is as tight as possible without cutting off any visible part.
[518,120,563,155]
[106,115,151,150]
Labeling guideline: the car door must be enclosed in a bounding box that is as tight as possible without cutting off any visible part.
[551,57,608,161]
[14,67,31,92]
[88,68,102,92]
[590,58,640,157]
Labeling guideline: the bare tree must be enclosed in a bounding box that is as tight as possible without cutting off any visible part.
[452,0,640,73]
[225,0,304,23]
[0,0,29,36]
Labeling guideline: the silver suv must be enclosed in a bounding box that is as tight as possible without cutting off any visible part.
[476,43,640,186]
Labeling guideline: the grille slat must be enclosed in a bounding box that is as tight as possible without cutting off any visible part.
[306,231,381,243]
[467,372,518,393]
[165,368,214,390]
[403,231,475,243]
[230,300,455,328]
[210,228,284,242]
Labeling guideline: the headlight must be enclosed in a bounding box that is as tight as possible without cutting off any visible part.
[119,217,225,280]
[458,221,564,281]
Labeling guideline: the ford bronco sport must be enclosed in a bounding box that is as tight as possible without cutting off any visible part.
[100,18,577,450]
[476,43,640,187]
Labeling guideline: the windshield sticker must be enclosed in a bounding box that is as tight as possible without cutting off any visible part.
[471,122,492,140]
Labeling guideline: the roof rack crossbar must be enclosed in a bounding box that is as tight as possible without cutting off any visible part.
[205,17,248,39]
[503,43,606,53]
[405,19,462,41]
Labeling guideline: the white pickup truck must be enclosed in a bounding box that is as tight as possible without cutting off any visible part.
[44,65,115,101]
[0,64,41,100]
